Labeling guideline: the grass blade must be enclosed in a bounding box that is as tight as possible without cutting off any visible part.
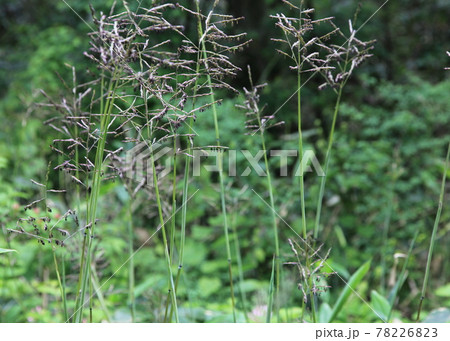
[0,248,16,254]
[416,142,450,321]
[327,260,371,322]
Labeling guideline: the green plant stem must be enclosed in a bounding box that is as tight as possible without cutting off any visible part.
[256,102,280,322]
[127,199,136,322]
[150,146,179,323]
[165,134,179,322]
[297,53,307,241]
[90,263,111,322]
[416,142,450,321]
[52,249,68,321]
[313,85,343,240]
[381,186,394,294]
[74,72,119,322]
[195,1,236,322]
[170,139,178,264]
[168,124,191,322]
[266,255,276,322]
[296,2,311,322]
[168,20,205,319]
[231,211,249,322]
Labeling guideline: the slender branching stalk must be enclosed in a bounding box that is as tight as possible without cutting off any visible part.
[416,142,450,321]
[127,199,136,322]
[266,255,276,323]
[239,66,283,321]
[231,210,249,321]
[194,0,238,322]
[75,71,120,322]
[150,141,179,323]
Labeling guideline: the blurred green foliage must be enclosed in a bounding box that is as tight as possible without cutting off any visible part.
[0,0,449,322]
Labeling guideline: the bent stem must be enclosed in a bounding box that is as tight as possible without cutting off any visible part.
[416,142,450,321]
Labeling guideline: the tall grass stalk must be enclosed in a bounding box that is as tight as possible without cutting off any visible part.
[195,1,237,322]
[127,199,136,322]
[90,263,111,322]
[293,0,314,322]
[313,10,374,240]
[165,130,179,323]
[313,86,342,239]
[266,255,276,323]
[246,67,280,321]
[52,248,67,321]
[416,142,450,321]
[169,9,206,320]
[150,142,179,322]
[73,71,119,322]
[296,3,307,241]
[231,211,249,321]
[168,125,191,322]
[42,162,69,321]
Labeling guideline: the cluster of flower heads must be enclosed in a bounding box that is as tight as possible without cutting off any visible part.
[39,1,248,190]
[287,238,335,303]
[236,68,284,134]
[272,0,375,90]
[9,1,249,246]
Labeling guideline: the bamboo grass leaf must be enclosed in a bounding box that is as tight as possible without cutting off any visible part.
[370,290,390,321]
[327,260,371,322]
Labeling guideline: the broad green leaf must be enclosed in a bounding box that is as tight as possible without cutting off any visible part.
[0,248,16,254]
[318,302,332,323]
[371,290,390,321]
[327,260,371,322]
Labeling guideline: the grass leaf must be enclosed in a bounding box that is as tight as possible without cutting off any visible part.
[371,290,390,321]
[318,302,332,322]
[327,260,371,322]
[0,248,16,254]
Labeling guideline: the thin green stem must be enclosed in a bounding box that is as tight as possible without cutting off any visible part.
[295,1,310,322]
[127,199,136,322]
[195,1,236,322]
[52,249,68,321]
[416,142,450,321]
[313,85,343,240]
[231,211,249,322]
[75,71,119,322]
[253,84,280,321]
[150,146,179,323]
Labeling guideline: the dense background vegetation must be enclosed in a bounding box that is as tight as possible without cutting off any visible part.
[0,0,449,322]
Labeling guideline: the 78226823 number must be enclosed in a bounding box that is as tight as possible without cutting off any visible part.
[375,328,438,338]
